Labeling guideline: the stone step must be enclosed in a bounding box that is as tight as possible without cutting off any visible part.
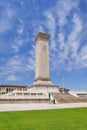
[0,98,49,104]
[51,92,87,103]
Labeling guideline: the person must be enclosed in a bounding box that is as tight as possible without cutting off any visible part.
[48,92,51,103]
[53,98,55,104]
[48,92,50,99]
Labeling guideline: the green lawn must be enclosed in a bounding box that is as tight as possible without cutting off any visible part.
[0,108,87,130]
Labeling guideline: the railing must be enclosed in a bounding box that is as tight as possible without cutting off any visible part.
[70,91,87,94]
[0,91,49,99]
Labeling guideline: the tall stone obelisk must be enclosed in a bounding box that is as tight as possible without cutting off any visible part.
[34,32,52,85]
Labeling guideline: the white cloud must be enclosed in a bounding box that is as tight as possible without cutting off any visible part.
[5,56,23,73]
[58,32,65,50]
[0,20,11,33]
[0,6,15,33]
[27,58,35,70]
[12,37,26,52]
[17,19,24,34]
[56,0,79,27]
[33,24,45,37]
[0,50,35,79]
[20,1,24,7]
[66,14,82,60]
[44,11,56,50]
[77,45,87,68]
[12,18,30,53]
[27,44,35,71]
[17,25,24,34]
[43,0,87,72]
[12,45,19,52]
[7,75,18,81]
[5,7,15,18]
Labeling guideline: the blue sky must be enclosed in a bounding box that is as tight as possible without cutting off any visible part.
[0,0,87,91]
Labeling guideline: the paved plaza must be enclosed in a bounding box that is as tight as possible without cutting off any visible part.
[0,103,87,112]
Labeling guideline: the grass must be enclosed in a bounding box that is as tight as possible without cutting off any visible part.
[0,108,87,130]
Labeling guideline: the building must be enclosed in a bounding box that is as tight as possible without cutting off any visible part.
[0,84,27,93]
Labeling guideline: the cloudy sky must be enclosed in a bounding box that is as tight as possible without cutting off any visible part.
[0,0,87,91]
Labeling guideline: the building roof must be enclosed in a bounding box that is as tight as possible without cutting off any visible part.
[0,84,27,88]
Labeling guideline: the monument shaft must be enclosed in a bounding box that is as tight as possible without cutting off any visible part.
[34,32,51,82]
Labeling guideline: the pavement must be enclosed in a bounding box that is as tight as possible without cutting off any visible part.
[0,103,87,112]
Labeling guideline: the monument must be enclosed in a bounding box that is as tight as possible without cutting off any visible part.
[34,32,51,85]
[32,32,59,92]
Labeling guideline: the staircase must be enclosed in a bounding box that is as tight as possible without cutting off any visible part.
[51,93,87,103]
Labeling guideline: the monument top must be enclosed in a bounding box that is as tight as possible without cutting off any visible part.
[34,32,50,42]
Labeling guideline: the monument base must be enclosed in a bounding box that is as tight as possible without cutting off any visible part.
[31,83,59,93]
[34,80,53,85]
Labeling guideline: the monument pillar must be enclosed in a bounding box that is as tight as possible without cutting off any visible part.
[34,32,52,85]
